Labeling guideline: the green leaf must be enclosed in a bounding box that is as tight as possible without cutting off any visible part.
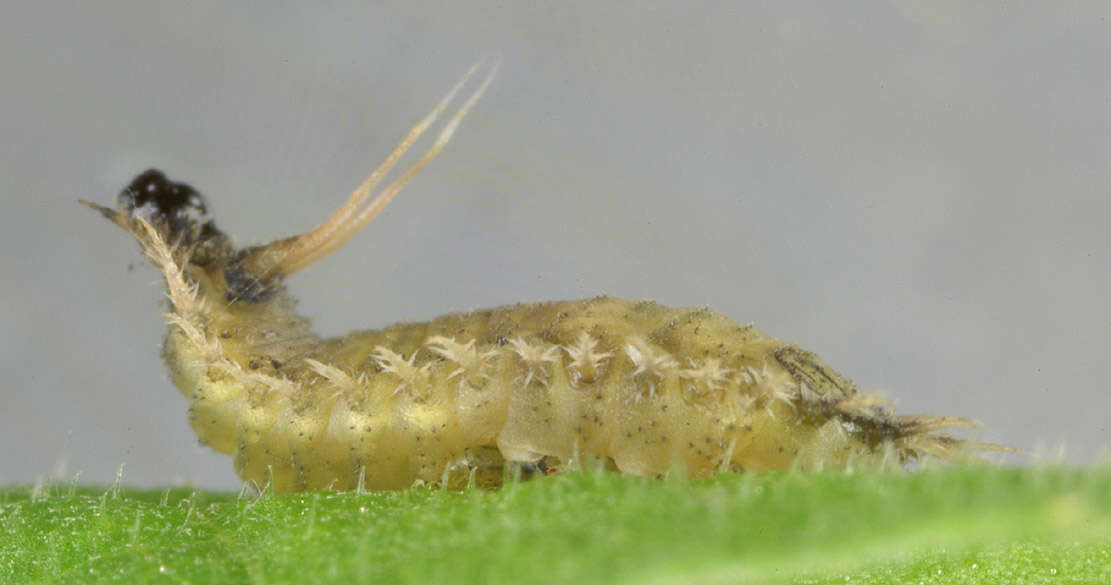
[2,466,1108,585]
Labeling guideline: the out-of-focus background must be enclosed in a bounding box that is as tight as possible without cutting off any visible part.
[3,2,1108,490]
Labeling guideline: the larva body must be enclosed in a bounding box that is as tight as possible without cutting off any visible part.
[168,293,923,492]
[87,61,984,492]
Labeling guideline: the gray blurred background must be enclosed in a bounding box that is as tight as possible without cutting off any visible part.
[2,2,1108,490]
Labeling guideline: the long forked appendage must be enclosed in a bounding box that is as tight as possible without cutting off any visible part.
[241,57,501,279]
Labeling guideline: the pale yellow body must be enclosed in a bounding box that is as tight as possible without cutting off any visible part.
[88,61,982,492]
[159,262,953,492]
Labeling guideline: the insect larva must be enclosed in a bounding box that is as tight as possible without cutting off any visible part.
[84,59,997,492]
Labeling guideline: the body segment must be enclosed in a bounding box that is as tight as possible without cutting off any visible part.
[158,270,973,492]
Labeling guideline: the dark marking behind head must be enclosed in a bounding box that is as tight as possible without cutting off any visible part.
[223,262,281,303]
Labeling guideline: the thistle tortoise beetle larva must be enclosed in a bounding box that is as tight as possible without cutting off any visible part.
[83,59,997,492]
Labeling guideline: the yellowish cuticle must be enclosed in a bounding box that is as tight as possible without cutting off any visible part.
[87,58,1001,493]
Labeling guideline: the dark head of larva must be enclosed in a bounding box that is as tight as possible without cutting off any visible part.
[121,169,283,303]
[86,60,501,305]
[83,169,287,304]
[105,168,227,256]
[118,169,208,230]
